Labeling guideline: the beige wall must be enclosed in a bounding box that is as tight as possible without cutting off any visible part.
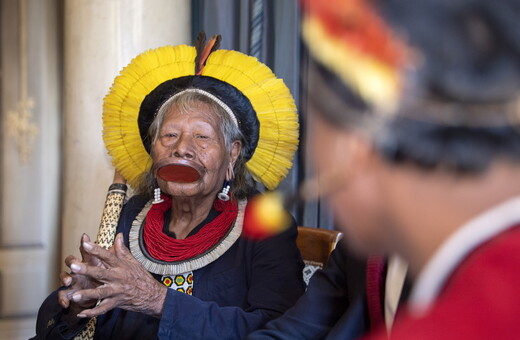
[0,0,61,338]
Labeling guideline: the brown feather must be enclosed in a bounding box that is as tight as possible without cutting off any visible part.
[196,34,222,75]
[194,31,207,74]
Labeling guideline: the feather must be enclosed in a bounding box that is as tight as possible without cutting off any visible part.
[194,31,206,74]
[196,34,222,75]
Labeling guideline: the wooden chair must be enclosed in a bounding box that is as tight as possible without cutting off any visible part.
[296,226,343,285]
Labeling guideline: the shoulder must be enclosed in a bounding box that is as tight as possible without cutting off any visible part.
[117,195,149,239]
[121,195,149,218]
[386,226,520,339]
[443,225,520,305]
[124,194,149,210]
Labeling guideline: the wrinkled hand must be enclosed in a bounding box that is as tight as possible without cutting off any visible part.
[68,233,167,319]
[58,233,106,315]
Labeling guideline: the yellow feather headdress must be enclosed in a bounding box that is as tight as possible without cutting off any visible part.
[103,40,299,190]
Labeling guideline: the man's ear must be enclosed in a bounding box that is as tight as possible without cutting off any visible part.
[334,133,371,169]
[334,132,375,177]
[309,131,377,202]
[349,134,375,171]
[229,140,242,167]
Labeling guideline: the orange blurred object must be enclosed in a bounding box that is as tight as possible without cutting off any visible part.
[243,192,292,239]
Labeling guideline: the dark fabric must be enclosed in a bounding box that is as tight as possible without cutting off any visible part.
[31,289,89,340]
[246,239,371,340]
[365,254,386,330]
[324,297,367,340]
[31,195,305,340]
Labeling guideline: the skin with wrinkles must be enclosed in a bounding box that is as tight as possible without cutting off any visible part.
[59,233,167,319]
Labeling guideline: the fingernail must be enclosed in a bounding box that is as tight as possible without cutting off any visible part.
[72,293,81,302]
[64,277,72,286]
[83,242,93,250]
[70,263,81,272]
[77,313,86,318]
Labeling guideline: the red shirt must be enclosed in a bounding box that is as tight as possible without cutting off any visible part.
[366,225,520,339]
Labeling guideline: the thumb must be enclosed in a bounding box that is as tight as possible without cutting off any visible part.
[82,233,92,243]
[114,233,131,258]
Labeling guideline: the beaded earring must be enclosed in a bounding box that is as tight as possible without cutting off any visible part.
[217,180,231,201]
[152,180,164,204]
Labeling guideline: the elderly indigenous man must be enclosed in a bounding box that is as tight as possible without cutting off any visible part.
[255,0,520,339]
[31,34,304,340]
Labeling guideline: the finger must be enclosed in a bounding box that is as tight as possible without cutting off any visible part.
[68,257,84,275]
[71,295,103,312]
[72,284,115,304]
[79,233,93,262]
[72,284,119,317]
[58,289,73,308]
[77,297,117,318]
[71,290,102,307]
[70,261,114,283]
[80,234,104,267]
[64,255,79,268]
[82,240,120,267]
[59,271,73,287]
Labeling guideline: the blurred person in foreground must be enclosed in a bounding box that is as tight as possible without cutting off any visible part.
[31,34,304,340]
[252,0,520,338]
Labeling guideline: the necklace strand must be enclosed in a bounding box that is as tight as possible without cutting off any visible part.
[143,195,238,262]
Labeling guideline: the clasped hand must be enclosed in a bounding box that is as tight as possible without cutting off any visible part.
[58,233,167,319]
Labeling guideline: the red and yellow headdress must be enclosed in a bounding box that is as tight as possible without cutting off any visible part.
[300,0,409,115]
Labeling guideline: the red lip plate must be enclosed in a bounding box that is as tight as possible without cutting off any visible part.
[157,164,201,183]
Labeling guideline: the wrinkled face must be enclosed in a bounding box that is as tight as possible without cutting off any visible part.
[152,102,231,199]
[308,112,384,254]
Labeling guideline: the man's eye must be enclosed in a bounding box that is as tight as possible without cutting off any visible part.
[196,135,209,139]
[163,133,177,138]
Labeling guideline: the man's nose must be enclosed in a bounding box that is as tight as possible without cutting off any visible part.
[171,133,195,159]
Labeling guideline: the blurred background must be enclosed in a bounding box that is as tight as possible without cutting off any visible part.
[0,0,334,338]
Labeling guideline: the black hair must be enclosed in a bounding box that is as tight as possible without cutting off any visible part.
[376,117,520,173]
[379,0,520,172]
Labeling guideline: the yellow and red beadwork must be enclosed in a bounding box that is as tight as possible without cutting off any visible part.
[162,276,173,287]
[162,272,194,295]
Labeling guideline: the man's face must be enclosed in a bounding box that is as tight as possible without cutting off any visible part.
[307,112,385,254]
[152,102,231,200]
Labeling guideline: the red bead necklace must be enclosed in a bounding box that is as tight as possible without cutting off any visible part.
[143,196,238,262]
